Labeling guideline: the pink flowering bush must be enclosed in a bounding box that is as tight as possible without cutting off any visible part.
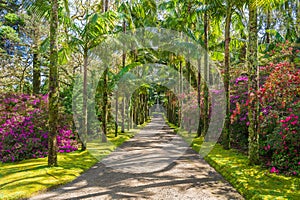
[230,75,249,149]
[230,42,300,175]
[259,43,300,175]
[0,93,78,163]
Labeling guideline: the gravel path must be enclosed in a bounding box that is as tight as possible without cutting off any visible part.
[30,114,244,200]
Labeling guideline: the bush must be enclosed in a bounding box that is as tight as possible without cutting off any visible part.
[0,93,78,163]
[230,42,300,175]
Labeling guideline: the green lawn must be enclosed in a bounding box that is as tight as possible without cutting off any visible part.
[205,144,300,200]
[0,127,143,200]
[167,121,300,200]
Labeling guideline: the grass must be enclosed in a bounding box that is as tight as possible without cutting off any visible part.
[166,120,300,200]
[0,151,97,200]
[0,123,148,200]
[204,145,300,200]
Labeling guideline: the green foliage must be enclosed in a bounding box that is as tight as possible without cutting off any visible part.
[0,25,20,43]
[4,13,24,26]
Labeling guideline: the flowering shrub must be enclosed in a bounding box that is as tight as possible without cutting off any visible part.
[0,93,78,163]
[259,43,300,175]
[230,42,300,175]
[230,75,249,149]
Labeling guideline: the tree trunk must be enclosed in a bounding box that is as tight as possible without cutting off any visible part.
[248,3,260,165]
[178,60,183,128]
[81,48,88,150]
[48,0,59,167]
[115,91,118,137]
[102,68,108,143]
[126,96,130,131]
[197,57,202,137]
[222,3,232,150]
[266,9,271,44]
[33,53,41,94]
[202,1,209,137]
[33,23,41,95]
[121,19,126,133]
[105,0,109,12]
[121,97,125,133]
[297,0,300,38]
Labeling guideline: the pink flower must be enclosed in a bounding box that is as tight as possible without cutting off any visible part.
[285,116,292,122]
[270,167,279,173]
[291,120,297,125]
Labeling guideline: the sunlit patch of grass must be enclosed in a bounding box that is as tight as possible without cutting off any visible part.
[0,151,97,200]
[0,123,149,200]
[204,145,300,200]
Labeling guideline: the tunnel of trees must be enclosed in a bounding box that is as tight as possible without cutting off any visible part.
[0,0,299,178]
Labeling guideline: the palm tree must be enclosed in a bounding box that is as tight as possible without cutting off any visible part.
[247,0,283,165]
[223,0,232,150]
[48,0,59,167]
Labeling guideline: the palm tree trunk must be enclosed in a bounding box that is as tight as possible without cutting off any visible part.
[48,0,59,167]
[266,9,271,44]
[223,2,232,150]
[121,97,125,133]
[115,91,118,137]
[81,48,88,150]
[197,57,202,137]
[105,0,109,12]
[33,53,41,94]
[248,3,260,165]
[121,19,126,133]
[102,68,108,143]
[178,60,183,127]
[202,1,209,137]
[33,22,41,95]
[126,96,130,131]
[296,0,300,37]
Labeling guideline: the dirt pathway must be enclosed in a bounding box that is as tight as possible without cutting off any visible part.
[30,114,243,200]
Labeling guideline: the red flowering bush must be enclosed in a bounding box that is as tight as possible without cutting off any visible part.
[262,110,300,176]
[259,44,300,175]
[0,93,78,163]
[230,41,300,175]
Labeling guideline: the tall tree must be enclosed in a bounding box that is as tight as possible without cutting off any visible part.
[101,0,110,142]
[48,0,59,167]
[247,0,260,165]
[32,16,41,94]
[222,0,232,149]
[202,0,209,137]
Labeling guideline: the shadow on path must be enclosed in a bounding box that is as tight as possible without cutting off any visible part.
[29,114,244,200]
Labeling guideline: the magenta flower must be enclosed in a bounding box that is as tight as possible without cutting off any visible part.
[291,120,297,125]
[270,167,279,173]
